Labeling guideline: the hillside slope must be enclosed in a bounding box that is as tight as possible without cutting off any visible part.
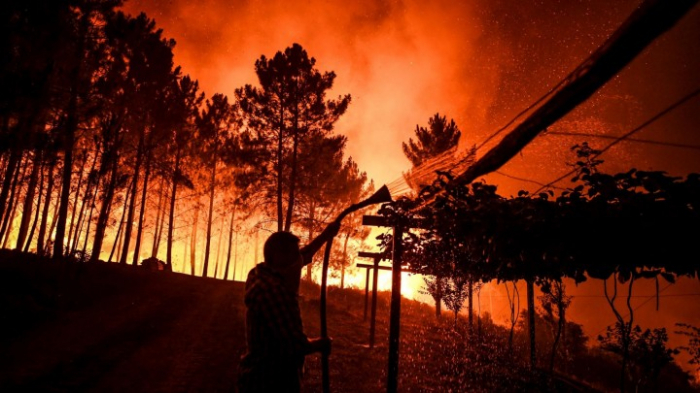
[0,250,245,392]
[2,250,692,393]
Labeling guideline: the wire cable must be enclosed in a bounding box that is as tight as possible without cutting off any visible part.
[533,87,700,194]
[545,131,700,150]
[493,171,568,191]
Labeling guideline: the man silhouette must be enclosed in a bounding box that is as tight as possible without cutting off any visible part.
[237,222,340,393]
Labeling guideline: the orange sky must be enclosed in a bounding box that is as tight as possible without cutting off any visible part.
[120,0,700,375]
[121,0,700,196]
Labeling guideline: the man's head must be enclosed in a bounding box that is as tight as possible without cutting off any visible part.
[264,231,302,270]
[264,231,303,294]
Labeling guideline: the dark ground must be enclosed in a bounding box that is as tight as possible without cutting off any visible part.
[0,249,640,393]
[0,250,245,392]
[0,249,396,393]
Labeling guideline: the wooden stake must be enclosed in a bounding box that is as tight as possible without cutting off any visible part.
[320,239,332,393]
[387,226,403,393]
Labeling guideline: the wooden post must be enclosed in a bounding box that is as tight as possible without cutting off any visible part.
[358,251,419,349]
[361,216,424,392]
[527,278,536,370]
[370,256,380,349]
[320,240,332,393]
[364,268,371,321]
[387,226,403,393]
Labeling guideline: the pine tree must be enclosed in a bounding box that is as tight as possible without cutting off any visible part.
[402,113,461,167]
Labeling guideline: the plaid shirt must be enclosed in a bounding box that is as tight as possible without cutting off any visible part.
[240,262,310,366]
[238,243,326,392]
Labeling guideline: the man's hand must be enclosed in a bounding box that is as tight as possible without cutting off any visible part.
[308,336,333,355]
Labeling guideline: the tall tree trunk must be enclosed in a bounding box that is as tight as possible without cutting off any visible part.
[468,280,474,334]
[435,275,443,318]
[107,213,124,263]
[254,229,259,266]
[154,186,167,258]
[80,182,99,256]
[24,161,45,253]
[107,182,133,264]
[71,148,99,254]
[54,119,75,259]
[477,288,482,340]
[202,148,217,277]
[283,130,299,232]
[1,155,28,246]
[120,141,143,265]
[190,201,200,276]
[66,154,86,254]
[276,111,284,232]
[132,152,152,266]
[0,149,21,228]
[15,150,41,250]
[71,184,89,254]
[233,230,239,280]
[0,155,21,240]
[37,158,56,257]
[55,11,90,259]
[112,215,126,263]
[214,211,225,278]
[151,177,165,258]
[46,185,61,256]
[90,156,120,262]
[166,148,181,268]
[224,207,235,280]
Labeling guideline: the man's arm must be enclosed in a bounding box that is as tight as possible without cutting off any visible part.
[300,220,341,265]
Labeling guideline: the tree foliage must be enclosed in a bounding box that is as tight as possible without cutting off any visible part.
[236,43,351,232]
[382,152,700,286]
[2,5,368,281]
[676,323,700,372]
[599,324,679,390]
[402,113,462,167]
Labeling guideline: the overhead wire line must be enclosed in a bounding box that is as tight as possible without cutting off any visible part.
[544,131,700,151]
[493,171,568,191]
[494,95,700,192]
[533,86,700,194]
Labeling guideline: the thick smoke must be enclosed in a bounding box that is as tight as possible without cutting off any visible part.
[123,0,700,193]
